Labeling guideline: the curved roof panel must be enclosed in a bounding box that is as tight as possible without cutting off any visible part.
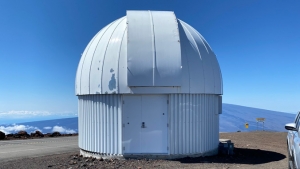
[75,11,222,95]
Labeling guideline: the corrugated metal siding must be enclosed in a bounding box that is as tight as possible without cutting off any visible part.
[78,95,122,155]
[169,94,219,155]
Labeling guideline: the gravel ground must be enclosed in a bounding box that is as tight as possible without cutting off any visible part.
[0,131,287,169]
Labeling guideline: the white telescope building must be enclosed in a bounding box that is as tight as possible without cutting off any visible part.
[75,10,223,159]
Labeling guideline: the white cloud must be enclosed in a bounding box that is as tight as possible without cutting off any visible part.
[52,126,76,134]
[43,126,52,130]
[0,125,41,135]
[0,110,77,119]
[0,110,52,118]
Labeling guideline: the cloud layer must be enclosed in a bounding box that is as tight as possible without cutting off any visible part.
[0,110,77,118]
[43,126,52,130]
[0,111,52,118]
[52,126,76,134]
[0,125,77,135]
[0,110,78,125]
[0,125,41,135]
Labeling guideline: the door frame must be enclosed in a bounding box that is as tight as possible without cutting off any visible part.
[121,94,169,155]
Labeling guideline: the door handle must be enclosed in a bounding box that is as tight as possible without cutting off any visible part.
[141,122,146,128]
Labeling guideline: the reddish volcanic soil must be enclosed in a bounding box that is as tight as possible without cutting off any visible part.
[0,131,287,169]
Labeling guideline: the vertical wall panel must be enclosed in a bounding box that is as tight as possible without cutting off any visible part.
[169,94,220,155]
[78,95,122,156]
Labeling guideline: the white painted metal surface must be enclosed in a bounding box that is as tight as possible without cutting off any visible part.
[127,11,153,86]
[122,95,141,153]
[78,95,122,156]
[168,94,220,155]
[76,10,223,159]
[178,20,223,94]
[75,10,222,95]
[151,12,181,86]
[122,95,168,154]
[127,11,181,86]
[78,93,220,157]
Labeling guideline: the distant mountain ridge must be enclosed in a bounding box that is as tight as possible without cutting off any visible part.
[0,117,78,134]
[0,104,295,134]
[220,103,295,132]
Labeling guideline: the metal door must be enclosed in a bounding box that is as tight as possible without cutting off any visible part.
[122,95,168,154]
[122,95,142,153]
[141,95,168,153]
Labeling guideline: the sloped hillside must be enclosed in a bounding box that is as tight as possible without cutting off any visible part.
[0,117,78,134]
[220,103,295,132]
[0,104,296,134]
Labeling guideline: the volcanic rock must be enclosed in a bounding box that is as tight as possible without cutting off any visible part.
[18,130,28,136]
[0,131,5,140]
[6,134,13,137]
[35,130,44,137]
[51,132,61,137]
[17,130,30,138]
[13,134,21,138]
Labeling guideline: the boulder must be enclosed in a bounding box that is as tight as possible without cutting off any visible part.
[16,131,30,138]
[45,133,52,137]
[13,134,21,138]
[35,130,44,137]
[18,130,28,136]
[6,134,13,137]
[51,131,61,137]
[0,131,5,140]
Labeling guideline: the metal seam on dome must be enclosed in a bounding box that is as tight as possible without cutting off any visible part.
[79,20,116,95]
[179,20,205,93]
[198,34,210,54]
[179,20,213,53]
[177,21,191,93]
[188,25,209,54]
[78,28,102,94]
[220,69,223,94]
[78,13,222,95]
[149,11,156,86]
[117,26,127,93]
[196,31,213,52]
[179,20,202,60]
[188,24,222,94]
[192,25,222,93]
[182,21,211,93]
[100,17,126,94]
[183,23,216,94]
[88,17,124,94]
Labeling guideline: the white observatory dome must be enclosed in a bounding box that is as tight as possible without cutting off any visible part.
[75,11,222,95]
[76,11,223,159]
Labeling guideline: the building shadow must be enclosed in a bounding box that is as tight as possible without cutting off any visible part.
[174,148,286,164]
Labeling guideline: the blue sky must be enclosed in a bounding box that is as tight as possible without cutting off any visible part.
[0,0,299,123]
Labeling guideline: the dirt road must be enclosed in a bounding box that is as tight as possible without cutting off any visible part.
[0,132,287,169]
